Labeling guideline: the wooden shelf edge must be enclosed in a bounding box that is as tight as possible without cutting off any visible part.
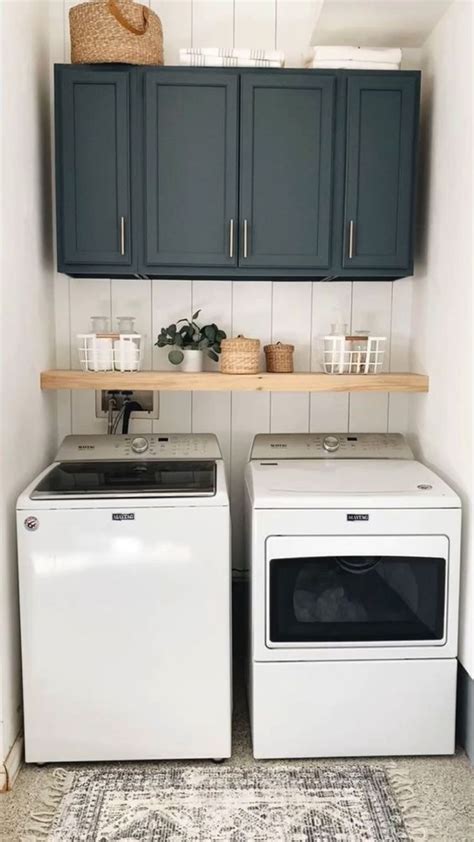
[40,370,429,393]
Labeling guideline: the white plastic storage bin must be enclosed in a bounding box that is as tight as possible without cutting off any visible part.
[77,334,143,372]
[322,334,386,374]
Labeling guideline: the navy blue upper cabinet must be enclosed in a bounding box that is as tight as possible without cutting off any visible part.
[54,66,420,279]
[239,74,335,269]
[342,74,419,272]
[55,67,133,274]
[143,70,238,268]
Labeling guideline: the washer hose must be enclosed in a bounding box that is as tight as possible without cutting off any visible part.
[122,400,143,434]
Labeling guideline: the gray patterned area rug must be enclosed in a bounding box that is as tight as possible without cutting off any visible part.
[27,763,423,841]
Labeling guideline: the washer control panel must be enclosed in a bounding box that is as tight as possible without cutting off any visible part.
[250,433,414,460]
[131,436,149,454]
[322,435,340,453]
[56,434,222,461]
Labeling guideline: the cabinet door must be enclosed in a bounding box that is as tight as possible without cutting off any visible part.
[240,74,336,269]
[343,75,418,270]
[56,69,132,268]
[144,71,238,268]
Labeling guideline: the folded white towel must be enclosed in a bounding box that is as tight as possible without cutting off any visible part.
[179,47,285,64]
[306,59,400,70]
[307,46,402,64]
[180,54,283,68]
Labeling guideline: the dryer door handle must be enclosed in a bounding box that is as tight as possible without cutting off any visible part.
[335,556,381,574]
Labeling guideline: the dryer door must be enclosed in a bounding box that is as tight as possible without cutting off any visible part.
[266,535,448,651]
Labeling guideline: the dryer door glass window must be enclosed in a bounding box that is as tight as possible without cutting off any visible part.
[269,555,446,643]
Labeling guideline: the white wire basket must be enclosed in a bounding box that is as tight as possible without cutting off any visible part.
[322,335,386,374]
[77,334,143,372]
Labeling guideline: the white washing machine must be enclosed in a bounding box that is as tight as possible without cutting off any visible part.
[245,433,461,759]
[17,433,231,763]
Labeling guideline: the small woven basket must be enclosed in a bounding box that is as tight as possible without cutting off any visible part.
[264,341,294,373]
[220,335,261,374]
[70,0,164,66]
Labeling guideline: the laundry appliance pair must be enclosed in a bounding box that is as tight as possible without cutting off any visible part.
[17,432,461,762]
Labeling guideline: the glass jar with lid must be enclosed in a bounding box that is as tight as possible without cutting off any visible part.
[90,316,111,334]
[116,316,136,334]
[345,331,369,373]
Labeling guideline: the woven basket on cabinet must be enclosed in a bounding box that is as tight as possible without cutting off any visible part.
[264,342,294,373]
[220,335,261,374]
[69,0,164,66]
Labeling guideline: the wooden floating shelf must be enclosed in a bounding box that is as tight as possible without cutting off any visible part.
[40,370,429,393]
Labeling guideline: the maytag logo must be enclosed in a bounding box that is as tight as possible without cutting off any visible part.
[347,513,369,522]
[79,444,95,450]
[112,513,135,521]
[270,443,287,448]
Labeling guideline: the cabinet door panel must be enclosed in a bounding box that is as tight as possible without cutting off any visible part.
[343,76,418,269]
[57,70,131,266]
[240,74,335,269]
[144,71,238,267]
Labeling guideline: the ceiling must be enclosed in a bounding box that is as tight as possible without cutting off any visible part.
[311,0,453,47]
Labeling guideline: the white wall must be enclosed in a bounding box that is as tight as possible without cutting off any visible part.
[409,0,473,675]
[53,0,415,571]
[0,0,469,778]
[0,0,57,767]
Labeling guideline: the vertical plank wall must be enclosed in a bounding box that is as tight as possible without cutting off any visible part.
[53,0,414,569]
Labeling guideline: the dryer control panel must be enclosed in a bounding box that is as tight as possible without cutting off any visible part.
[250,433,414,460]
[55,434,222,461]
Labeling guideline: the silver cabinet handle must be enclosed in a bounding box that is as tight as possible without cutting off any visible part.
[229,219,234,259]
[348,219,355,259]
[243,219,249,259]
[120,216,125,256]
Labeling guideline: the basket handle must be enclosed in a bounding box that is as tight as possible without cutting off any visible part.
[107,0,149,36]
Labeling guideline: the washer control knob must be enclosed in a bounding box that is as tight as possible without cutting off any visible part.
[323,435,340,453]
[131,436,149,454]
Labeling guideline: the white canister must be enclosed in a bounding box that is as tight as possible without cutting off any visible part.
[114,335,140,371]
[93,337,114,371]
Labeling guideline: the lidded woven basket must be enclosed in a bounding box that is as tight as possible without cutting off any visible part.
[264,342,294,373]
[69,0,164,66]
[220,335,261,374]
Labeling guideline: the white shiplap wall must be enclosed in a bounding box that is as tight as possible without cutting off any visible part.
[53,0,414,569]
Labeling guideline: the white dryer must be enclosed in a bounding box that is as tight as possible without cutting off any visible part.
[17,433,231,763]
[245,433,461,759]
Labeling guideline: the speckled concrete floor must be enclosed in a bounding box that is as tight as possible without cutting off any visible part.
[1,672,472,841]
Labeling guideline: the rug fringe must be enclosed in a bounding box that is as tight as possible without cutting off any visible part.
[23,768,74,841]
[386,764,429,841]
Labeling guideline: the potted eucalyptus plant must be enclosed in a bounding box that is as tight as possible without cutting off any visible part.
[155,310,226,372]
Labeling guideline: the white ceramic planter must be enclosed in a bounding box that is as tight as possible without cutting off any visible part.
[181,349,204,372]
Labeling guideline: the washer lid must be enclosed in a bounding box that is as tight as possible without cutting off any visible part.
[31,459,217,499]
[246,459,460,509]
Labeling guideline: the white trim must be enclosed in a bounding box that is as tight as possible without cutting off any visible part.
[0,733,23,792]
